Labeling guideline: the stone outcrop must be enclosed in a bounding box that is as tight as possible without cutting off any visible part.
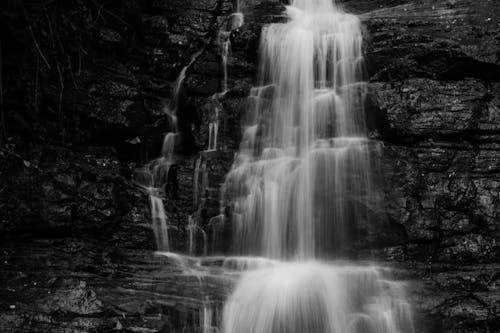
[358,0,500,263]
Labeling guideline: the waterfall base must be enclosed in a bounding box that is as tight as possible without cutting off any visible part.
[223,261,414,333]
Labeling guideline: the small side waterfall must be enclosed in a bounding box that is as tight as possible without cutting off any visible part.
[231,0,244,29]
[207,107,220,152]
[201,299,216,333]
[186,213,208,256]
[193,156,209,208]
[219,31,231,94]
[134,132,177,251]
[203,1,244,153]
[150,193,169,251]
[134,49,203,252]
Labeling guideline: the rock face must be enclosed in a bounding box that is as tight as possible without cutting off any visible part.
[0,0,499,332]
[360,0,500,264]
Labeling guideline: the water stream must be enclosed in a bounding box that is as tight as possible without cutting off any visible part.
[143,0,415,332]
[224,0,373,259]
[217,1,414,332]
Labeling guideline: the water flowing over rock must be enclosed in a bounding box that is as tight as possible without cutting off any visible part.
[1,0,499,332]
[223,0,376,259]
[134,132,178,251]
[219,1,414,332]
[223,261,414,333]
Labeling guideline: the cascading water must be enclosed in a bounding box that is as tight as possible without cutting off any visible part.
[223,0,373,259]
[204,1,244,153]
[230,0,245,31]
[134,48,202,252]
[223,262,414,333]
[207,106,220,152]
[194,156,209,207]
[142,1,414,332]
[134,132,177,251]
[218,1,415,332]
[219,31,231,94]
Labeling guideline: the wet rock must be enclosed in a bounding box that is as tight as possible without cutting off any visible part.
[381,143,500,262]
[0,313,24,332]
[438,234,498,263]
[359,0,500,81]
[356,0,500,264]
[37,281,103,315]
[370,79,490,137]
[0,145,147,238]
[100,28,123,43]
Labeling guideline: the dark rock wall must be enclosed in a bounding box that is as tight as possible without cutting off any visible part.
[0,0,499,332]
[0,0,288,251]
[0,0,234,242]
[358,2,500,330]
[361,0,500,263]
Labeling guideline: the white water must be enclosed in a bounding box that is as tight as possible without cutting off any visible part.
[141,1,415,332]
[187,214,208,256]
[150,193,169,251]
[229,12,244,31]
[134,42,208,253]
[219,1,415,333]
[219,31,231,94]
[231,0,245,29]
[223,0,373,259]
[204,1,244,153]
[207,120,220,151]
[134,132,177,251]
[135,46,203,252]
[223,261,414,333]
[193,156,209,207]
[190,156,210,255]
[201,300,216,333]
[173,50,202,109]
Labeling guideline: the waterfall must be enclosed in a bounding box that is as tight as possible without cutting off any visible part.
[134,48,204,252]
[150,193,169,251]
[204,2,244,153]
[186,214,208,256]
[139,0,415,332]
[223,262,414,333]
[193,156,207,207]
[207,119,220,152]
[173,50,202,109]
[191,156,210,255]
[219,1,415,332]
[219,31,231,94]
[231,0,244,29]
[223,0,373,259]
[201,299,216,333]
[134,132,177,251]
